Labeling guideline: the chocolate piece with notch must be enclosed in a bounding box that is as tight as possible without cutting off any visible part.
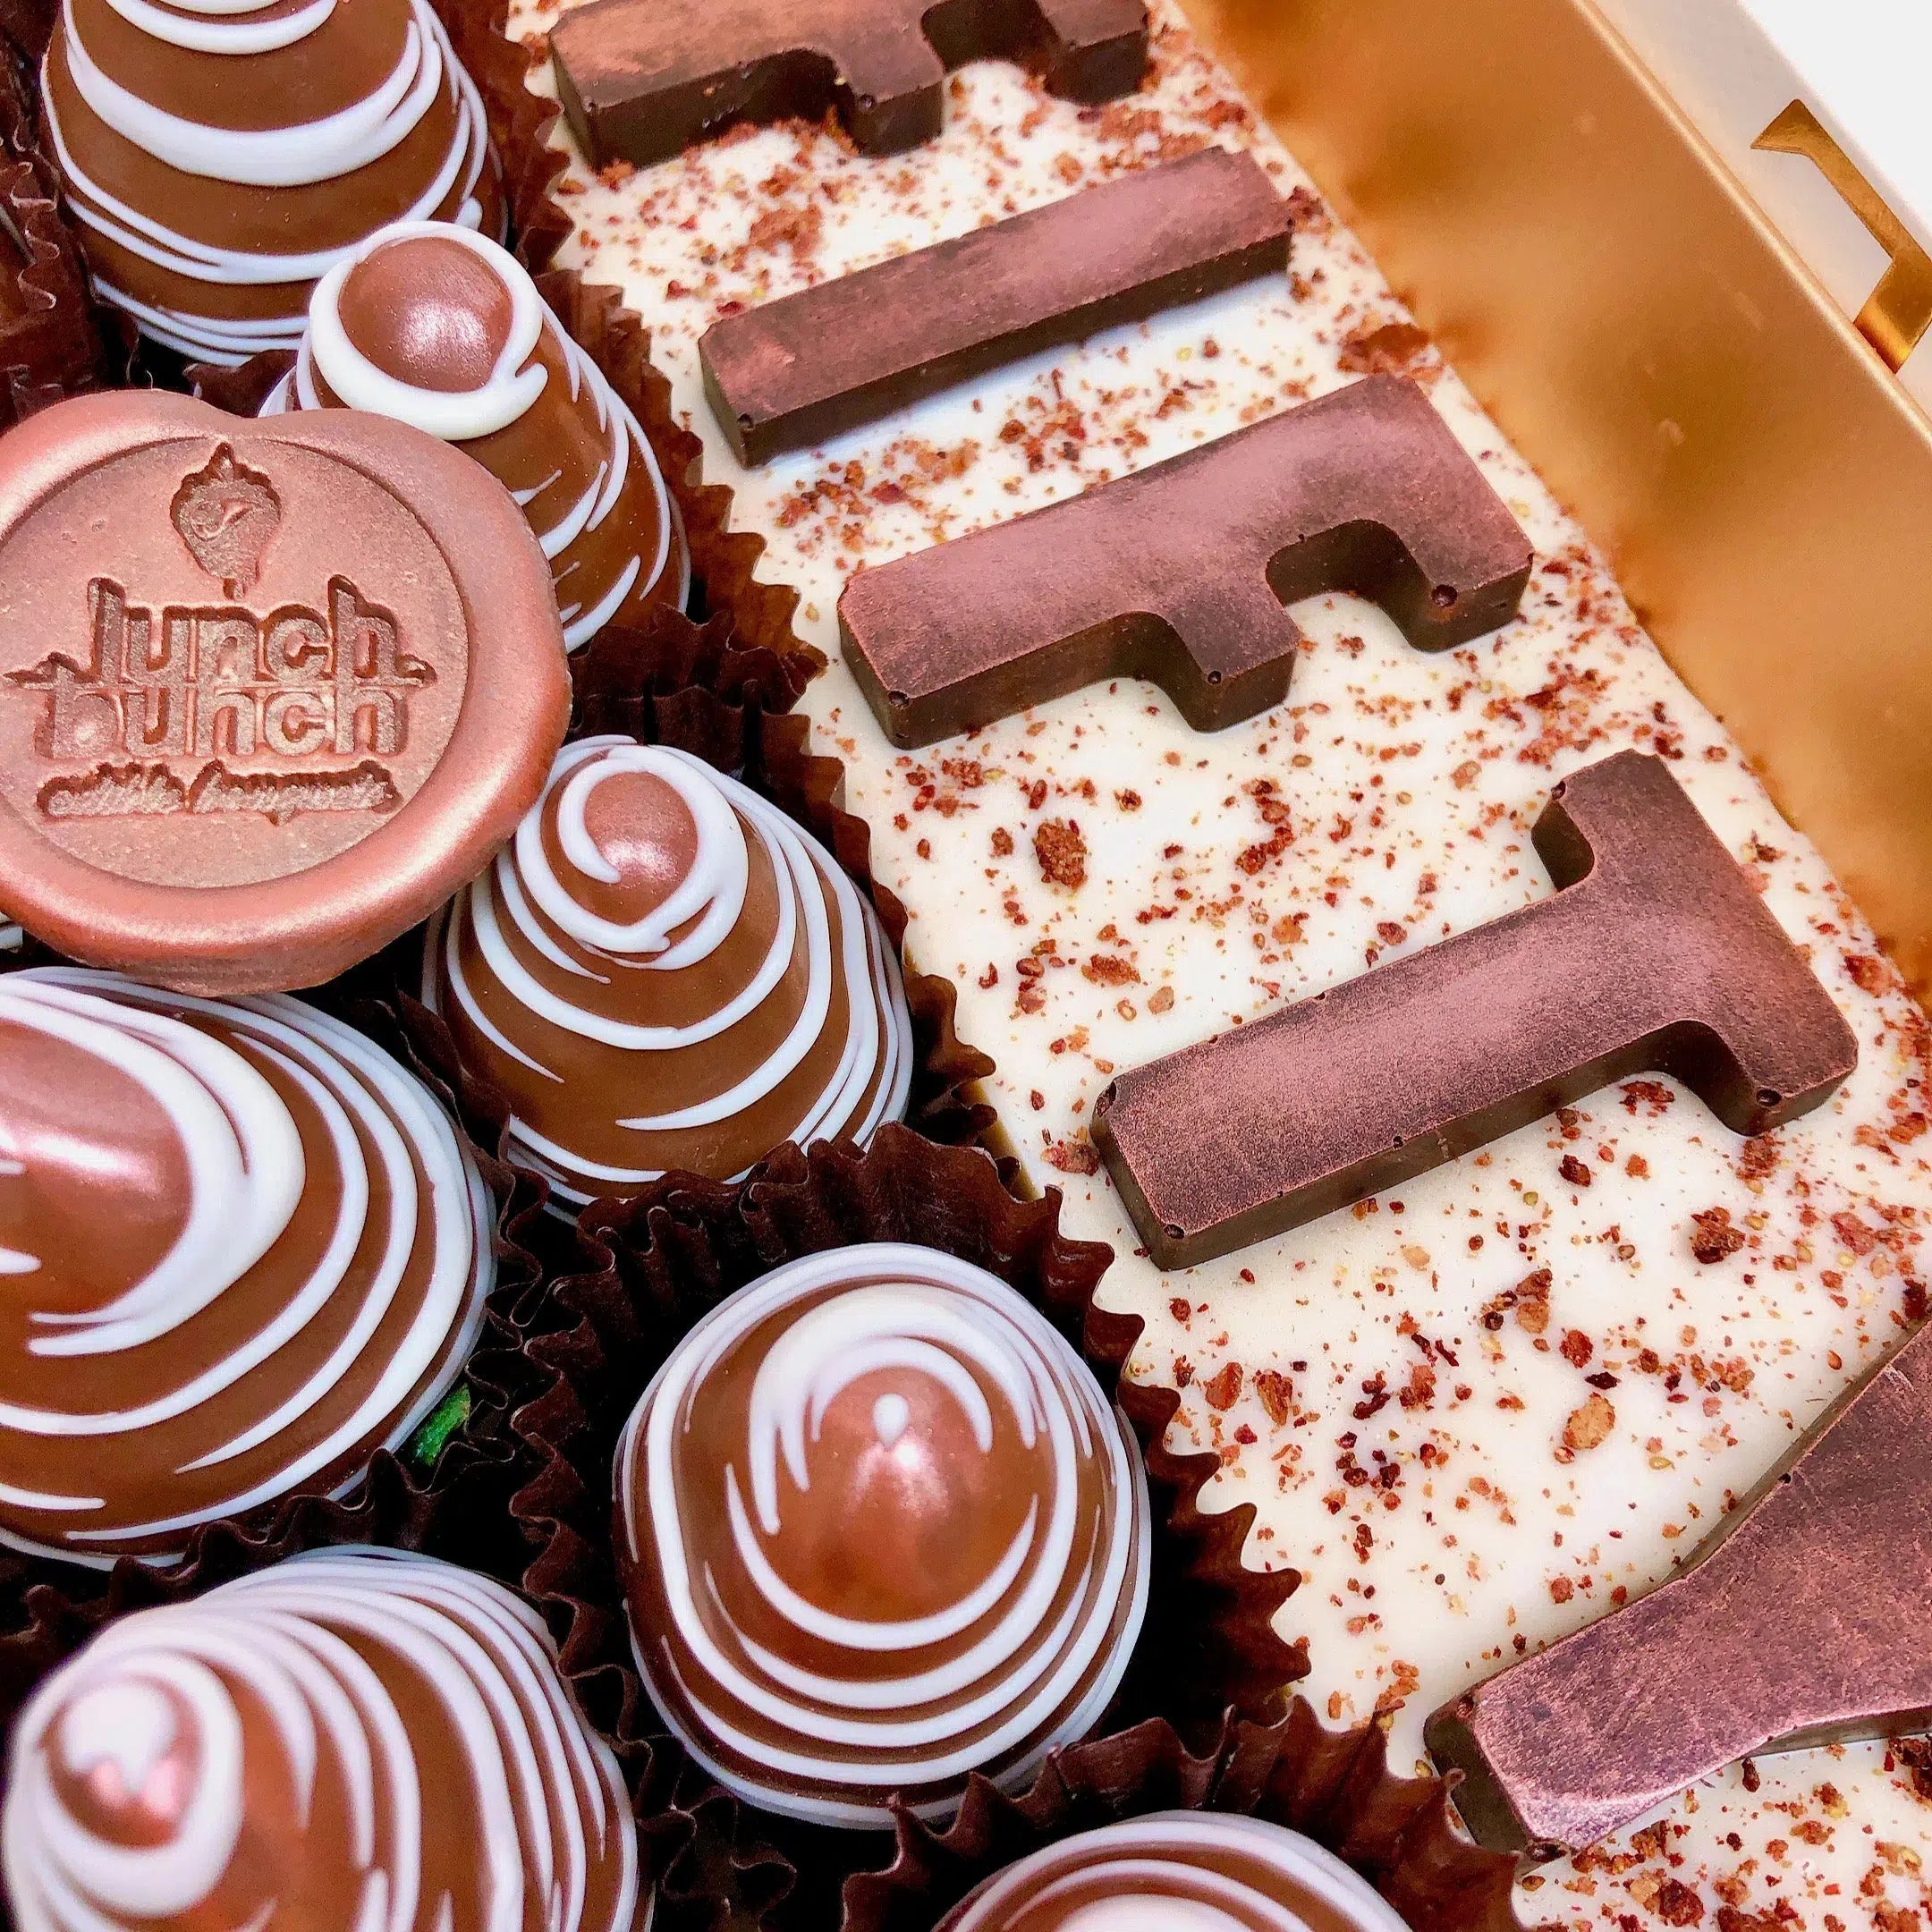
[838,374,1532,750]
[552,0,1149,170]
[1426,1317,1932,1862]
[1090,751,1857,1269]
[702,147,1291,465]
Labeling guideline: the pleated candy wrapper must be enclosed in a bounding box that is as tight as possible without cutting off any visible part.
[505,1125,1525,1932]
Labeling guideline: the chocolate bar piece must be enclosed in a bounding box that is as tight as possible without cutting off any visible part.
[1425,1318,1932,1862]
[838,374,1532,749]
[552,0,1148,170]
[702,147,1291,465]
[1090,752,1857,1268]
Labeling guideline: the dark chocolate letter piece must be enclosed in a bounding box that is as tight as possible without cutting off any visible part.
[1426,1318,1932,1862]
[702,148,1292,465]
[1091,752,1856,1269]
[552,0,1148,169]
[837,374,1532,750]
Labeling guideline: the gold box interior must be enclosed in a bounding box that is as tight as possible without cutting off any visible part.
[1186,0,1932,994]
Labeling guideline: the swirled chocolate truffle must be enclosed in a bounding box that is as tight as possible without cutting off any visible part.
[0,969,491,1563]
[42,0,502,362]
[936,1813,1410,1932]
[614,1242,1151,1827]
[3,1547,641,1932]
[423,735,913,1214]
[265,222,689,650]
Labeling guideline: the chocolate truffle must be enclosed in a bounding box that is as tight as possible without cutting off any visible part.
[267,221,689,650]
[41,0,502,362]
[2,1546,640,1932]
[0,969,491,1563]
[422,735,913,1214]
[614,1242,1150,1827]
[935,1813,1409,1932]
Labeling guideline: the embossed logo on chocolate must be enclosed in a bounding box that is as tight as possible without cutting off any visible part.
[0,394,570,996]
[0,433,463,887]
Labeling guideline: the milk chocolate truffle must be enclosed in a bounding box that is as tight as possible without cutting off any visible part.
[3,1547,640,1932]
[41,0,502,361]
[0,969,491,1563]
[614,1243,1150,1827]
[935,1813,1409,1932]
[422,736,913,1214]
[266,222,690,650]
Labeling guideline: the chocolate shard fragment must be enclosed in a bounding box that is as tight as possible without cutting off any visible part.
[552,0,1149,170]
[838,374,1532,750]
[1425,1318,1932,1863]
[701,147,1291,465]
[1091,751,1857,1269]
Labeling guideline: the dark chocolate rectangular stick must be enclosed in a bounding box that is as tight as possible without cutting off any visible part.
[701,148,1291,465]
[1426,1318,1932,1862]
[1090,752,1857,1269]
[838,374,1532,749]
[553,0,1148,170]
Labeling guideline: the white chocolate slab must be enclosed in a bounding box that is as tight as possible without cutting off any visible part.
[508,3,1932,1919]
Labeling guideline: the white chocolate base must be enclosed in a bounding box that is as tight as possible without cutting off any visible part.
[509,4,1932,1919]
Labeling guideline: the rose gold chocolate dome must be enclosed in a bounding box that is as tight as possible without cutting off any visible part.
[266,222,690,649]
[0,970,491,1563]
[614,1244,1151,1828]
[422,735,913,1213]
[42,0,503,361]
[2,1549,640,1932]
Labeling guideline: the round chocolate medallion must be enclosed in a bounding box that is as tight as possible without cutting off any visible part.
[0,392,569,992]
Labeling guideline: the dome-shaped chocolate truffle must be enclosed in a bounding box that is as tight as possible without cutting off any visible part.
[2,1547,640,1932]
[266,222,689,650]
[614,1242,1150,1827]
[422,736,912,1214]
[935,1813,1410,1931]
[0,969,490,1563]
[42,0,502,362]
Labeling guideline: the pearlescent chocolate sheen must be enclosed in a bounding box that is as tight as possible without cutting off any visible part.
[936,1814,1411,1932]
[0,970,491,1563]
[0,392,570,995]
[267,222,689,651]
[3,1548,640,1932]
[615,1244,1150,1827]
[424,736,912,1214]
[42,0,502,363]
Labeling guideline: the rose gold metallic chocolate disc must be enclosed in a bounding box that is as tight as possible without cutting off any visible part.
[0,391,569,993]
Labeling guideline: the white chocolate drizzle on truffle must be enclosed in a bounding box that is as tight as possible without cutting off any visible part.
[614,1243,1150,1828]
[936,1813,1411,1932]
[0,970,491,1563]
[266,222,688,650]
[423,737,912,1213]
[2,1547,640,1932]
[42,0,501,362]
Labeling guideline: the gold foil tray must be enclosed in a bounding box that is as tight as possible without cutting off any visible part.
[1187,0,1932,992]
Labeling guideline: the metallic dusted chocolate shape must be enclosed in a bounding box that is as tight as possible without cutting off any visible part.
[0,391,570,996]
[551,0,1148,170]
[1424,1318,1932,1863]
[836,374,1533,750]
[701,148,1292,465]
[1090,751,1857,1269]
